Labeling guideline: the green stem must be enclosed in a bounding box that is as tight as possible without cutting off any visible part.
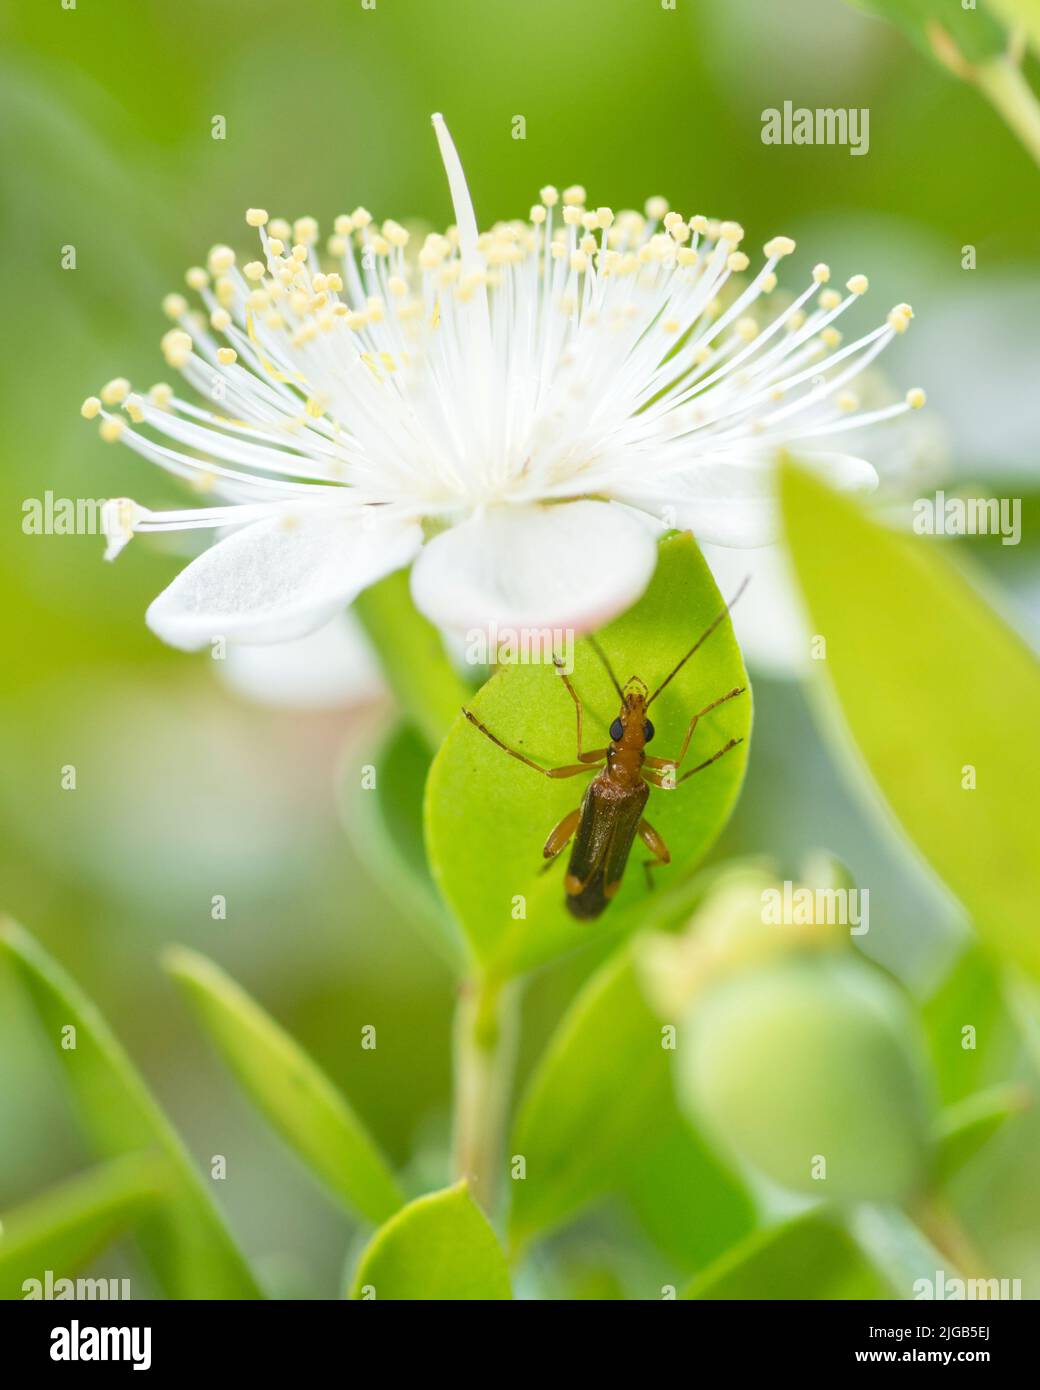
[975,56,1040,167]
[452,974,519,1215]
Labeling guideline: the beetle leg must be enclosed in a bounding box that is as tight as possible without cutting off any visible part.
[644,686,746,773]
[462,708,603,779]
[674,736,744,784]
[553,658,608,763]
[542,806,581,862]
[638,818,671,891]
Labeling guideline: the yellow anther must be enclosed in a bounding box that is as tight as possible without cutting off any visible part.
[761,271,778,293]
[327,235,347,257]
[736,317,759,342]
[268,238,285,258]
[326,272,343,293]
[570,250,589,273]
[293,216,319,245]
[208,245,236,275]
[563,184,587,207]
[562,206,582,227]
[813,262,831,284]
[243,261,265,282]
[162,329,193,366]
[846,274,869,295]
[100,377,131,405]
[837,391,859,412]
[906,387,926,409]
[645,195,669,220]
[539,185,559,207]
[720,221,745,245]
[819,289,842,311]
[595,207,614,229]
[662,318,680,334]
[162,293,187,319]
[148,383,173,409]
[80,396,102,419]
[125,395,145,424]
[383,219,409,247]
[185,266,209,291]
[786,309,807,331]
[388,275,408,297]
[216,347,237,365]
[245,208,269,228]
[727,251,750,273]
[689,214,709,235]
[530,205,546,225]
[291,244,309,264]
[210,308,232,332]
[268,218,291,241]
[351,206,373,228]
[763,235,795,258]
[99,416,125,443]
[887,307,912,333]
[893,301,914,320]
[821,327,842,348]
[370,235,390,257]
[676,247,698,267]
[334,214,354,236]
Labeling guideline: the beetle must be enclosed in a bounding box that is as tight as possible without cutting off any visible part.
[462,583,748,919]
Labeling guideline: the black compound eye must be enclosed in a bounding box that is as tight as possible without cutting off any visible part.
[643,720,655,742]
[609,717,624,742]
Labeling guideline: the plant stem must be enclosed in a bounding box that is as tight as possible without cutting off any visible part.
[452,974,519,1215]
[912,1193,992,1283]
[975,57,1040,167]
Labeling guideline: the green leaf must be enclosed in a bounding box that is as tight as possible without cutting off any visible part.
[343,722,465,970]
[164,948,404,1226]
[0,921,262,1298]
[683,1209,892,1300]
[934,1082,1031,1183]
[425,533,751,977]
[781,462,1040,981]
[353,570,471,752]
[986,0,1040,60]
[348,1182,511,1300]
[622,1118,756,1276]
[0,1154,168,1301]
[847,0,1008,63]
[509,951,673,1246]
[922,947,1021,1105]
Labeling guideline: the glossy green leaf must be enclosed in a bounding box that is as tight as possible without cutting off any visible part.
[343,722,465,971]
[348,1182,511,1300]
[353,570,471,751]
[509,951,672,1246]
[622,1117,756,1276]
[683,1209,892,1300]
[934,1082,1031,1183]
[781,462,1040,981]
[0,1154,168,1301]
[164,948,404,1226]
[425,532,751,978]
[0,922,262,1298]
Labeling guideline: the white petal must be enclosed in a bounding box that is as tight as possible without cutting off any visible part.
[410,501,658,634]
[218,612,385,710]
[146,510,421,650]
[700,541,809,680]
[618,452,878,548]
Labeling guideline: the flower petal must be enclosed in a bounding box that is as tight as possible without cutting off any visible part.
[146,510,421,650]
[219,612,385,710]
[410,500,658,634]
[618,452,878,548]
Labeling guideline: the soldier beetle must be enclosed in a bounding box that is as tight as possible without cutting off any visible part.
[463,580,749,919]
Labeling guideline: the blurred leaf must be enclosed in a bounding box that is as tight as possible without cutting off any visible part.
[0,1153,168,1301]
[922,946,1021,1104]
[164,948,404,1226]
[987,0,1040,59]
[934,1082,1031,1183]
[353,571,471,751]
[847,0,1008,63]
[426,533,751,978]
[781,463,1040,981]
[348,1182,511,1300]
[683,1209,892,1299]
[0,922,262,1298]
[509,952,672,1247]
[622,1117,756,1276]
[344,722,465,971]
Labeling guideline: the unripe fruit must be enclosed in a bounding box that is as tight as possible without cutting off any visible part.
[678,954,935,1203]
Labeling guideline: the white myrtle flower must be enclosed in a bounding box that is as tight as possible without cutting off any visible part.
[85,114,924,650]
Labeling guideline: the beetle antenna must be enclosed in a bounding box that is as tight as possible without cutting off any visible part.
[586,635,624,700]
[647,576,750,706]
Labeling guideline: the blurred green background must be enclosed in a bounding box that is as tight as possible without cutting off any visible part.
[1,0,1038,1298]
